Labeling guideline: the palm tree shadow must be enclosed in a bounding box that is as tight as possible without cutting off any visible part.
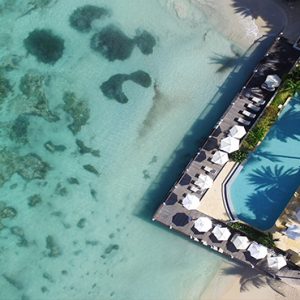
[247,165,298,190]
[210,54,242,73]
[222,264,286,296]
[242,166,300,229]
[268,107,300,142]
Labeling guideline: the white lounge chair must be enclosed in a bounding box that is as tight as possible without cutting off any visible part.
[246,103,260,112]
[237,117,251,126]
[203,165,216,174]
[251,96,265,106]
[242,110,256,119]
[190,185,199,193]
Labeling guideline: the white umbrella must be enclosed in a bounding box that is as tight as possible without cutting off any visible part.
[194,174,213,190]
[220,137,240,153]
[182,194,200,210]
[285,224,300,240]
[231,235,250,250]
[265,74,281,88]
[267,255,287,270]
[194,217,212,232]
[248,242,268,260]
[212,225,231,241]
[229,125,246,139]
[211,150,229,165]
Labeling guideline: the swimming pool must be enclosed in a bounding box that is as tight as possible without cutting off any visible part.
[228,94,300,231]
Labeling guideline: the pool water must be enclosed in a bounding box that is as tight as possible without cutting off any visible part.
[229,95,300,231]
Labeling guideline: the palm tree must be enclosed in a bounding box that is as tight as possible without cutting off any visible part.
[282,79,300,94]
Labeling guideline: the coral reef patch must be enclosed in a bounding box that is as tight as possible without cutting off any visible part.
[90,25,156,61]
[17,71,59,122]
[0,74,12,104]
[62,92,90,134]
[69,5,110,32]
[83,164,100,176]
[9,114,30,144]
[24,29,64,64]
[45,235,61,257]
[134,30,156,55]
[100,70,151,103]
[0,149,50,187]
[90,25,135,61]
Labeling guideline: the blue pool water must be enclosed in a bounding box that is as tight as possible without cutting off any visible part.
[229,95,300,231]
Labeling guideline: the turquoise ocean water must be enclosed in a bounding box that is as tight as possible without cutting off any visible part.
[229,95,300,231]
[0,1,271,299]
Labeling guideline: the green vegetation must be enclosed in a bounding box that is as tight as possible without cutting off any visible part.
[230,65,300,162]
[228,222,275,248]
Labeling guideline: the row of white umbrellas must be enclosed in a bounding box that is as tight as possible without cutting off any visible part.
[192,217,287,269]
[211,125,247,166]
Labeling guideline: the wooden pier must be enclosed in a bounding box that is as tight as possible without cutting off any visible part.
[153,35,300,285]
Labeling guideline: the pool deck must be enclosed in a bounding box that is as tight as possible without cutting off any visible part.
[153,35,300,285]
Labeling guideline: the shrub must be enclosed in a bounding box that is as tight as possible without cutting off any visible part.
[228,222,275,248]
[230,149,249,162]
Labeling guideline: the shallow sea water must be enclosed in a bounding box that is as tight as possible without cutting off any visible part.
[0,1,270,299]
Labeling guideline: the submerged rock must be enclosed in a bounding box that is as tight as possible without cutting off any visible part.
[100,70,151,103]
[77,218,86,229]
[55,183,68,196]
[67,177,79,185]
[69,5,110,32]
[134,30,156,55]
[90,25,135,61]
[63,92,90,134]
[75,139,100,157]
[45,235,61,257]
[9,114,30,144]
[83,164,100,176]
[0,74,12,104]
[0,54,22,71]
[27,194,42,207]
[24,29,64,64]
[44,141,66,153]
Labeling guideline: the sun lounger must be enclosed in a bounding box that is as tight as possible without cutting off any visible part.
[251,96,265,106]
[246,103,260,112]
[190,185,199,193]
[203,165,216,174]
[237,117,251,126]
[242,110,256,119]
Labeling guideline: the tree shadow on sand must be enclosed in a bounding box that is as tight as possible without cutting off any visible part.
[222,264,286,296]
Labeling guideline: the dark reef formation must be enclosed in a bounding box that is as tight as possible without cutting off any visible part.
[83,164,100,176]
[90,25,156,61]
[69,5,110,32]
[63,92,90,134]
[100,70,151,103]
[90,25,135,61]
[134,30,156,55]
[24,29,64,64]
